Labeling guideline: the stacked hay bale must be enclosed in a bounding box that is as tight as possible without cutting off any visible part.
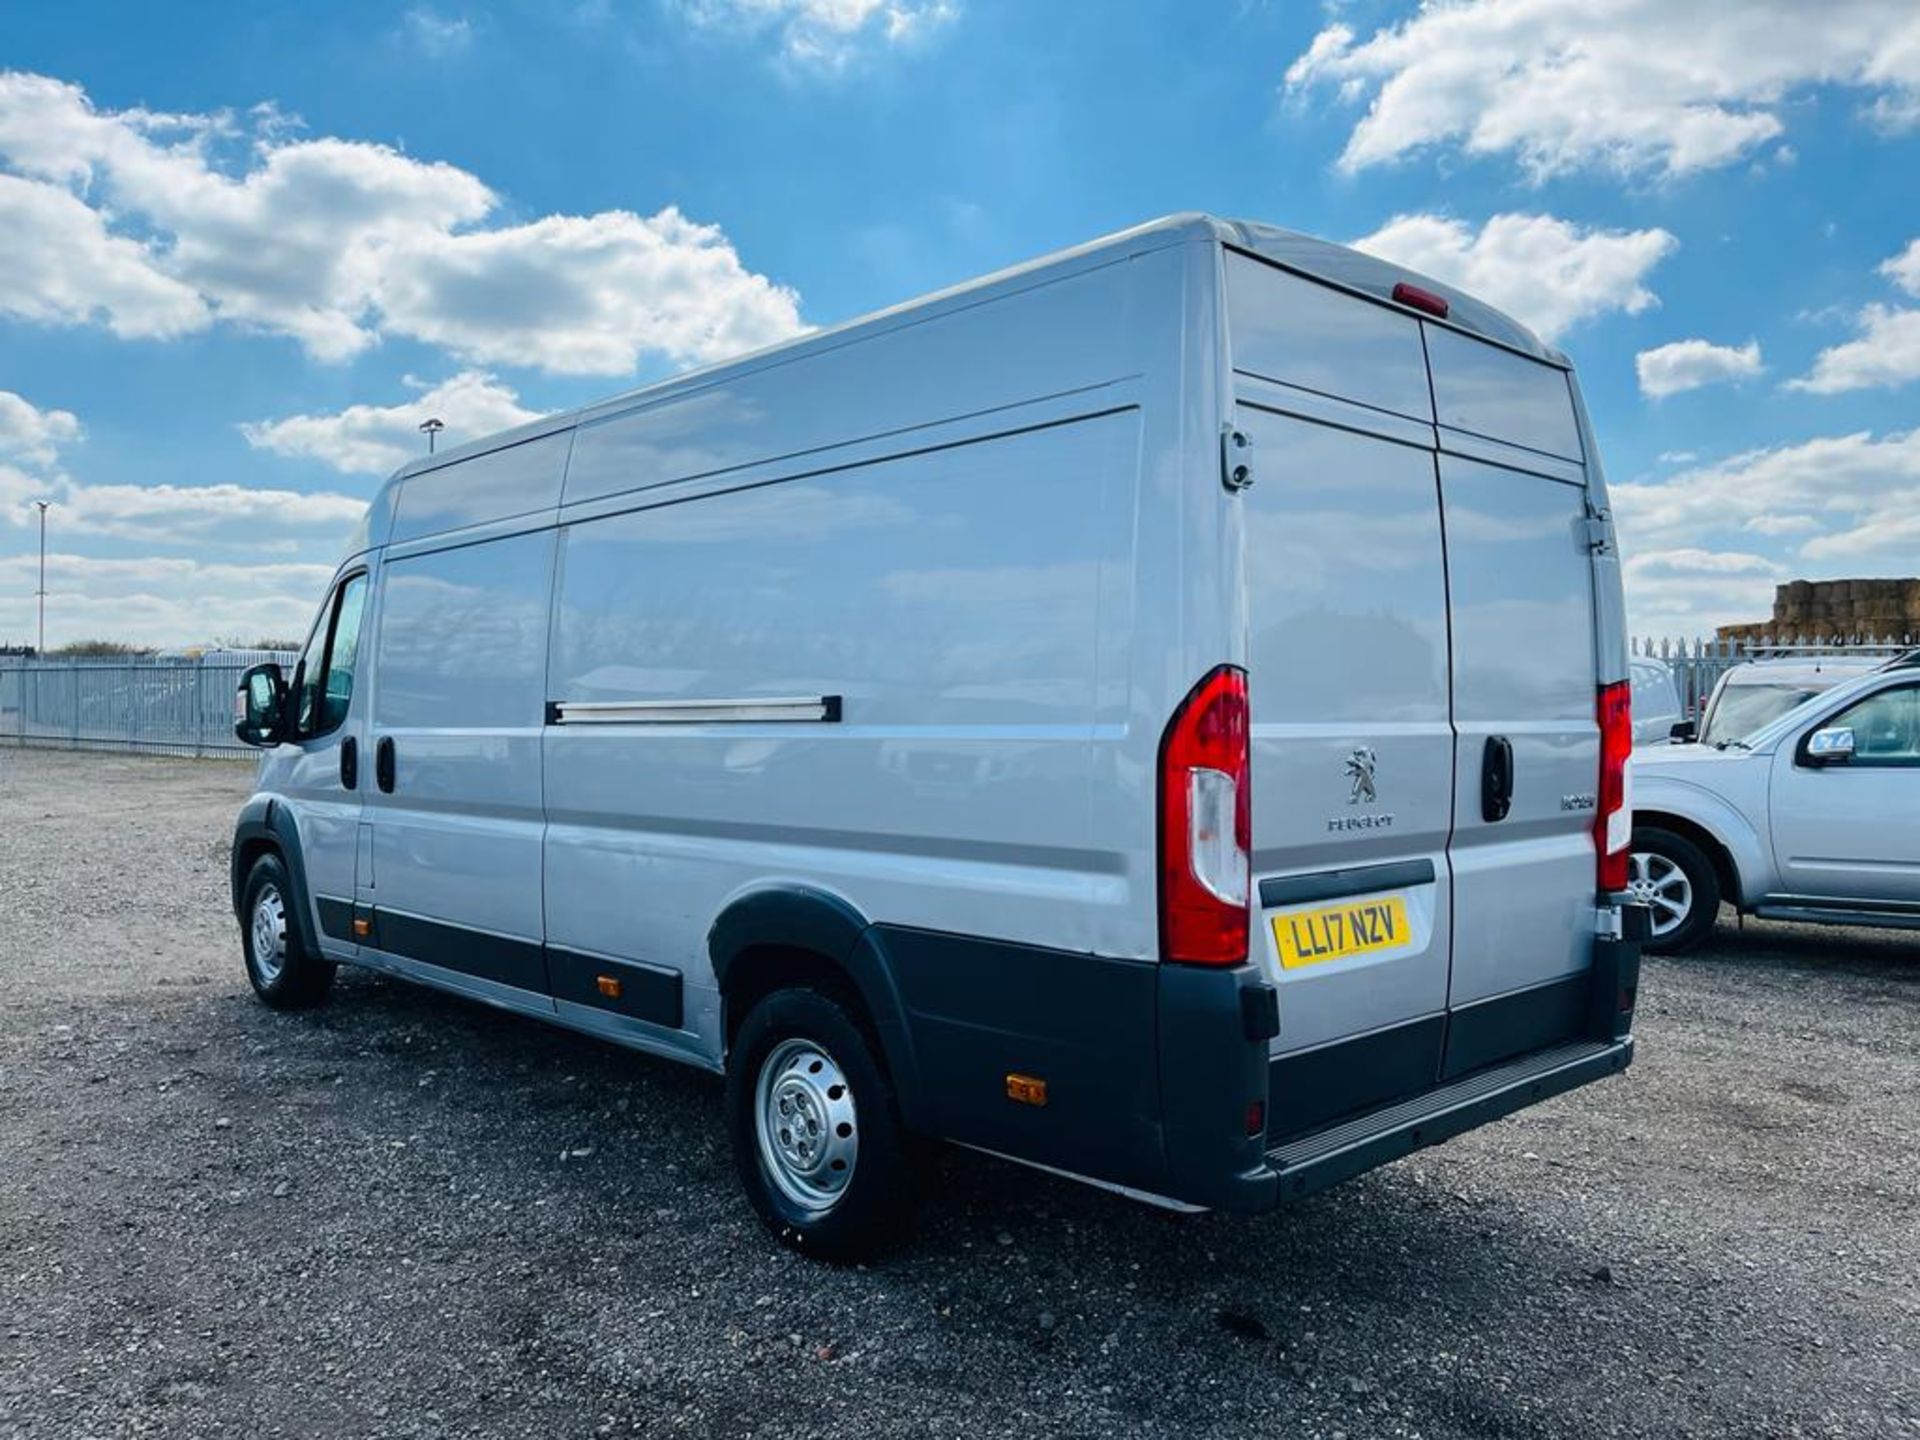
[1715,578,1920,645]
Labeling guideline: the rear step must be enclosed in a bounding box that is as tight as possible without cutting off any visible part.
[1266,1038,1632,1203]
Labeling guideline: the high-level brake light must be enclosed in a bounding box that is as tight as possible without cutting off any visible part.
[1159,666,1251,966]
[1391,281,1450,319]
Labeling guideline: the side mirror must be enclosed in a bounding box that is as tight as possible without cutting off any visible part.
[234,662,289,747]
[1805,726,1855,767]
[1668,719,1697,743]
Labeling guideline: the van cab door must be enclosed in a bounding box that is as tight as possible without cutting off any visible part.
[1427,328,1601,1074]
[359,531,556,1001]
[274,568,370,958]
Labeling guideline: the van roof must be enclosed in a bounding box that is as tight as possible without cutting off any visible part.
[376,212,1563,495]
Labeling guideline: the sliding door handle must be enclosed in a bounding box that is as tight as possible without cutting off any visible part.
[375,736,396,794]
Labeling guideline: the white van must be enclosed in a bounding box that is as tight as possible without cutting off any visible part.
[231,215,1644,1256]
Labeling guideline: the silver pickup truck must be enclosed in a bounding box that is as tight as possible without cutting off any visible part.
[1630,652,1920,952]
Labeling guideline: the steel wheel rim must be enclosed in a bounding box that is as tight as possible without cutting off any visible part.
[1627,850,1694,938]
[753,1037,858,1213]
[251,884,287,984]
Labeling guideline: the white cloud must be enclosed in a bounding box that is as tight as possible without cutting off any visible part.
[1622,548,1785,639]
[0,174,210,340]
[1635,338,1763,398]
[679,0,957,68]
[1613,429,1920,569]
[0,552,335,649]
[242,372,543,476]
[1743,513,1820,536]
[1787,238,1920,394]
[403,8,473,56]
[0,390,81,469]
[0,72,804,374]
[46,481,365,545]
[1789,305,1920,393]
[372,207,803,374]
[1285,0,1920,181]
[1884,238,1920,297]
[1352,212,1676,341]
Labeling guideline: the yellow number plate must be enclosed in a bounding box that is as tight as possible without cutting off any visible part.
[1272,895,1411,970]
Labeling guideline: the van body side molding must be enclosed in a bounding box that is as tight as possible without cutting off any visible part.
[547,695,842,725]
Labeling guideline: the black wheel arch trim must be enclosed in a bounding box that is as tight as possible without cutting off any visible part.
[707,885,929,1130]
[230,796,322,963]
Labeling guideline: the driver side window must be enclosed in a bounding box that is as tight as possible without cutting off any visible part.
[290,572,369,740]
[1823,683,1920,767]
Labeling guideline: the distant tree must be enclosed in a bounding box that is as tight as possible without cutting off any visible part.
[213,635,304,652]
[51,639,156,657]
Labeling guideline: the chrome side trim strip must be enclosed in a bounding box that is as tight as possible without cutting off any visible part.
[548,695,842,725]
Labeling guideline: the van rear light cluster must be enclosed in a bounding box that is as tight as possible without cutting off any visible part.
[1595,680,1633,892]
[1159,666,1251,966]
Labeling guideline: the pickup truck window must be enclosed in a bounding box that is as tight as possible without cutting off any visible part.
[1823,683,1920,766]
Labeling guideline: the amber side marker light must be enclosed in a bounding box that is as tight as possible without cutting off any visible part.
[351,917,371,938]
[1006,1073,1048,1107]
[596,975,623,999]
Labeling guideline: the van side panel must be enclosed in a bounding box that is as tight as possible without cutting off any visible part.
[561,268,1134,511]
[542,411,1143,1057]
[390,432,571,544]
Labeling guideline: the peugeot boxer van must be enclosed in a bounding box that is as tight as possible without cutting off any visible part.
[231,215,1645,1256]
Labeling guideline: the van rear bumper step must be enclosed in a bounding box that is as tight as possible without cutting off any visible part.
[1262,1037,1633,1204]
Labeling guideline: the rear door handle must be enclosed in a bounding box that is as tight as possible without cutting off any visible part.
[375,736,396,794]
[339,735,358,791]
[1481,735,1514,823]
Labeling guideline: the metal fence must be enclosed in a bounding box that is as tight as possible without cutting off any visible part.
[1633,634,1916,721]
[3,636,1914,761]
[0,651,296,759]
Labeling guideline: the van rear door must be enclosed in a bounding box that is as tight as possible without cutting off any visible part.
[1228,258,1457,1136]
[1425,327,1600,1075]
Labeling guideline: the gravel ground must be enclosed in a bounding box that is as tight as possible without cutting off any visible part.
[2,746,1917,1439]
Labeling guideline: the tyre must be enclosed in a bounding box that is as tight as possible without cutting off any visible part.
[1627,826,1722,955]
[726,985,917,1259]
[240,853,335,1010]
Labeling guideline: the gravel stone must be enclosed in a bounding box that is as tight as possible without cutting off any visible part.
[2,747,1918,1438]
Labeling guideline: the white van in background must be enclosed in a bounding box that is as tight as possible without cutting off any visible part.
[1629,657,1685,747]
[230,215,1645,1256]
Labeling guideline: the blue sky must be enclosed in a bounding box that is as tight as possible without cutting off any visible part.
[2,0,1918,646]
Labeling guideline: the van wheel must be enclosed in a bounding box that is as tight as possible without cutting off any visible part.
[726,986,916,1259]
[1628,827,1721,955]
[240,853,334,1009]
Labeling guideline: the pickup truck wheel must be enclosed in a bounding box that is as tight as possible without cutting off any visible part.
[727,985,916,1260]
[1628,827,1721,955]
[240,853,335,1009]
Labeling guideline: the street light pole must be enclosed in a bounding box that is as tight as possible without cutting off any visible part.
[419,417,445,455]
[34,500,50,655]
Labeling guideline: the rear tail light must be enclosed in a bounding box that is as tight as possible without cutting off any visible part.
[1596,680,1633,892]
[1158,666,1251,966]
